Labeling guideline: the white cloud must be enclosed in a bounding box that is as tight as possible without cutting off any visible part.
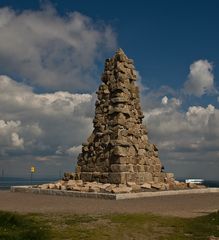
[0,75,93,160]
[141,59,218,179]
[0,75,92,115]
[161,96,181,108]
[0,5,117,91]
[136,71,149,92]
[66,145,82,156]
[11,132,24,148]
[186,104,215,127]
[161,96,168,105]
[184,60,215,96]
[0,7,13,28]
[170,98,181,107]
[143,100,219,179]
[138,77,219,179]
[55,145,82,156]
[144,103,219,150]
[0,120,21,150]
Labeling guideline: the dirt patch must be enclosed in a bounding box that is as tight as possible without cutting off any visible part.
[0,190,219,218]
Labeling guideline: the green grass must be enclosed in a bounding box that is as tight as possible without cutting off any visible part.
[0,210,218,240]
[0,211,50,240]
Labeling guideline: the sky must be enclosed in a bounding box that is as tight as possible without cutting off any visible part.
[0,0,218,180]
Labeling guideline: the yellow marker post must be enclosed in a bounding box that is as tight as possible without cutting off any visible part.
[30,166,35,185]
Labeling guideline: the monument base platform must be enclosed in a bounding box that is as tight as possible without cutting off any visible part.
[10,186,219,200]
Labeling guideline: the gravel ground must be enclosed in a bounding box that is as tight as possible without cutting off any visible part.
[0,190,219,218]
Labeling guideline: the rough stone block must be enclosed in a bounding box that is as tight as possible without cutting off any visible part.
[113,146,128,157]
[80,186,89,192]
[151,183,162,190]
[138,149,146,156]
[111,156,127,164]
[126,172,137,182]
[153,177,160,183]
[89,186,101,192]
[110,164,127,172]
[141,183,151,189]
[80,173,93,182]
[108,172,126,184]
[188,182,198,189]
[135,173,145,185]
[67,180,76,186]
[60,185,66,190]
[138,157,146,164]
[131,184,141,192]
[127,181,136,187]
[136,164,145,172]
[72,186,82,191]
[126,164,134,172]
[155,164,161,172]
[144,172,153,182]
[75,180,83,186]
[99,173,109,183]
[40,184,48,190]
[111,185,132,193]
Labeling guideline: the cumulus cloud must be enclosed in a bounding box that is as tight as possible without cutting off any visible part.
[140,58,218,179]
[144,103,218,151]
[143,100,219,179]
[136,71,149,93]
[184,60,215,96]
[161,96,168,105]
[55,145,82,156]
[0,5,116,91]
[186,104,215,127]
[0,75,93,115]
[11,132,24,148]
[0,75,94,166]
[0,120,22,151]
[66,145,82,156]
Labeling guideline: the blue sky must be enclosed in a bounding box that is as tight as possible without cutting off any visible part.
[0,0,218,180]
[1,0,219,93]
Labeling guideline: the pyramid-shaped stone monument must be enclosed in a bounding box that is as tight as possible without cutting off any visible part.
[34,49,204,194]
[75,49,170,185]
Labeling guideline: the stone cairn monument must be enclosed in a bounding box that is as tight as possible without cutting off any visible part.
[76,48,166,185]
[38,49,202,193]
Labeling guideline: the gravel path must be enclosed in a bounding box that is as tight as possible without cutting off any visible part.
[0,190,219,218]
